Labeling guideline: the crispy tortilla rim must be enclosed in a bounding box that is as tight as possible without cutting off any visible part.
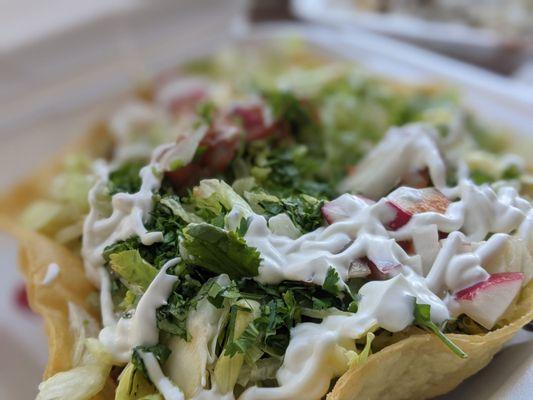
[0,125,115,399]
[0,131,532,400]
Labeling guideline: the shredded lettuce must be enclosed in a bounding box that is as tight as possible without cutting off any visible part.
[191,179,253,222]
[165,281,230,398]
[20,153,93,244]
[236,357,282,387]
[109,250,158,293]
[214,278,359,361]
[214,300,261,394]
[37,339,112,400]
[346,332,375,367]
[266,213,301,239]
[156,271,205,340]
[247,145,332,198]
[245,191,325,234]
[68,302,100,367]
[37,364,111,400]
[115,363,158,400]
[138,395,163,400]
[159,196,203,224]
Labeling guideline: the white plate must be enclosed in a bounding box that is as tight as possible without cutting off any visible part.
[0,19,531,399]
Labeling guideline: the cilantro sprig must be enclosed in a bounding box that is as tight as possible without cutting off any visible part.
[413,300,468,359]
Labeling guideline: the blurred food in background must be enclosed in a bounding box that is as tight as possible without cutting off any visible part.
[292,0,533,74]
[355,0,533,38]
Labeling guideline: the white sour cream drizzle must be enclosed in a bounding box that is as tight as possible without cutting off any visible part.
[245,195,421,285]
[141,351,185,400]
[41,263,60,285]
[99,258,180,362]
[425,231,509,296]
[394,182,531,243]
[82,161,164,286]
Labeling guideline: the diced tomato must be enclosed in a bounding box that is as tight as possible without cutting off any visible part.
[167,89,207,115]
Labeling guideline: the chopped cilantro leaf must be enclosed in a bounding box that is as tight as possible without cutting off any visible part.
[108,161,145,195]
[180,223,260,279]
[258,193,326,233]
[156,269,205,340]
[322,267,341,296]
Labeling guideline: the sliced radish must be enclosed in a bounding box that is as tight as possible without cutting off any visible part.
[229,103,277,142]
[348,259,371,278]
[385,187,449,230]
[164,117,240,191]
[321,194,374,224]
[156,77,210,115]
[366,257,402,280]
[453,272,524,329]
[401,168,430,189]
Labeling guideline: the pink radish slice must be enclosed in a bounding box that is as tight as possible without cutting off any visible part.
[454,272,524,329]
[322,194,374,224]
[385,187,449,230]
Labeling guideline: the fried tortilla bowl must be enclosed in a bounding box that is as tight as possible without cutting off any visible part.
[0,125,532,400]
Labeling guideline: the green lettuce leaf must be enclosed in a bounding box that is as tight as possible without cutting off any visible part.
[191,179,253,224]
[214,300,261,394]
[115,363,158,400]
[109,250,158,293]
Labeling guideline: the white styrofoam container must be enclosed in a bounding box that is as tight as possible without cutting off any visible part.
[0,14,531,400]
[291,0,530,74]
